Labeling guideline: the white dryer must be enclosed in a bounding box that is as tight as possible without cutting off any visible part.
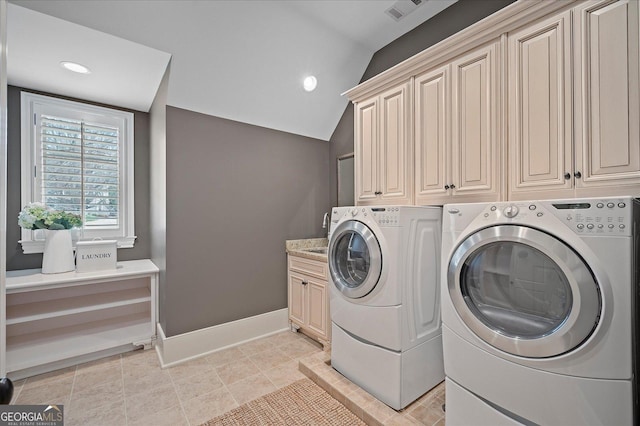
[328,205,444,410]
[441,197,639,425]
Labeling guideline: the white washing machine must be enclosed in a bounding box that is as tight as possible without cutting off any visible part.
[441,197,640,425]
[328,205,444,410]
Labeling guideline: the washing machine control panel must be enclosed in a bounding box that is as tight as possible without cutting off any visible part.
[480,198,634,236]
[371,207,400,226]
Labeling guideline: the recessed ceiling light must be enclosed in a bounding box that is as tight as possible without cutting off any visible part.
[60,61,91,74]
[303,76,317,92]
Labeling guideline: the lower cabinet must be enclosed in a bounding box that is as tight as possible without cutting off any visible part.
[287,255,330,348]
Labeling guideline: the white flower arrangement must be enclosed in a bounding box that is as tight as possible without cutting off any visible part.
[18,202,82,230]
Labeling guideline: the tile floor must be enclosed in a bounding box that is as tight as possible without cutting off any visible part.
[9,330,446,425]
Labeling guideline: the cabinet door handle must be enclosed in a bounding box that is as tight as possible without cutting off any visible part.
[444,185,450,190]
[574,171,582,179]
[450,184,456,189]
[564,172,571,180]
[374,191,382,195]
[301,280,308,285]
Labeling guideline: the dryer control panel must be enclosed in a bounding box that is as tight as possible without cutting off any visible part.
[546,198,633,236]
[475,197,635,237]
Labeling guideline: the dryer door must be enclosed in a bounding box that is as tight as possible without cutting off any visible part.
[448,225,601,358]
[329,220,382,299]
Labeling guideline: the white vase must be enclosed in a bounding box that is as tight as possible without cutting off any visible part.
[42,229,75,274]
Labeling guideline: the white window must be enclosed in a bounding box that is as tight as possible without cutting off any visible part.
[20,92,136,253]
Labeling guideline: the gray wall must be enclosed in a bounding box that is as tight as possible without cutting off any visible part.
[163,106,330,337]
[329,0,516,205]
[6,86,151,270]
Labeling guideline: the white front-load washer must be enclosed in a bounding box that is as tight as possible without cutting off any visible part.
[328,205,444,410]
[441,197,639,425]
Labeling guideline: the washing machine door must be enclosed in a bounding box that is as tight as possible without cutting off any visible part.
[328,220,382,299]
[448,225,601,358]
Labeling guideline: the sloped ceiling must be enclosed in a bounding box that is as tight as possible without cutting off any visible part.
[8,0,457,140]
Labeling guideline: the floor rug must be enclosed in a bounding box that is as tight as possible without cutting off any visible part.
[200,378,366,425]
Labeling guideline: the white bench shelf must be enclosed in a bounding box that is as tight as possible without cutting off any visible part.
[5,259,158,379]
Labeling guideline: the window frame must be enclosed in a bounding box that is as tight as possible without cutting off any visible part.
[20,92,136,253]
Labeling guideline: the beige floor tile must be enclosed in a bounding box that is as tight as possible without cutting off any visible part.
[167,356,214,380]
[128,403,188,426]
[75,354,122,373]
[409,395,446,425]
[14,376,73,405]
[73,364,123,394]
[385,413,423,425]
[8,379,25,404]
[226,372,277,405]
[269,330,305,346]
[249,347,292,371]
[364,398,397,424]
[205,346,246,368]
[237,337,276,356]
[65,398,126,426]
[215,357,260,386]
[121,350,161,380]
[347,386,376,407]
[279,337,322,359]
[173,368,224,402]
[123,368,171,397]
[262,360,306,388]
[125,382,181,423]
[69,379,125,413]
[181,386,238,425]
[22,366,76,391]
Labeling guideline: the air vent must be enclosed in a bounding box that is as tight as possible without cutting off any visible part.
[385,0,423,21]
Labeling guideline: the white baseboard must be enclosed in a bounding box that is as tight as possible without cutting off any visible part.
[155,308,289,367]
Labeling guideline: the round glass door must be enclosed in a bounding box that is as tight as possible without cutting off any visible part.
[328,220,382,299]
[448,225,601,358]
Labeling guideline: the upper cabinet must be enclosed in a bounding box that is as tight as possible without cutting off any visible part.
[347,0,640,206]
[509,0,640,200]
[508,11,574,200]
[355,82,413,205]
[415,41,502,206]
[573,0,640,196]
[414,65,449,204]
[450,41,502,203]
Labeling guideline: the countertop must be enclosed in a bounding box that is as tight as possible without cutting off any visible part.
[286,238,328,262]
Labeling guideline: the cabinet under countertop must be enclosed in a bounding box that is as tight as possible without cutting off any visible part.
[285,239,330,349]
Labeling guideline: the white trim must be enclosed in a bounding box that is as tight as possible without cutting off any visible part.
[343,0,579,102]
[19,91,136,253]
[19,235,137,254]
[155,308,289,367]
[8,344,138,381]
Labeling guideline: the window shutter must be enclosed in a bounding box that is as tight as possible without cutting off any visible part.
[40,114,120,229]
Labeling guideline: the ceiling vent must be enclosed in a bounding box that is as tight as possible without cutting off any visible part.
[385,0,423,22]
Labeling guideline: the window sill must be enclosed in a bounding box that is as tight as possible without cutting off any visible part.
[19,236,137,254]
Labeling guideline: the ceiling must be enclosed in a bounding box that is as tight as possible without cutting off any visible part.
[7,0,457,141]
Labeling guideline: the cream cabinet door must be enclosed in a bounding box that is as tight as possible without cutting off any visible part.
[508,11,573,200]
[451,41,501,201]
[415,65,450,205]
[306,279,328,339]
[355,82,412,205]
[355,97,379,204]
[574,0,640,195]
[288,272,306,326]
[379,82,412,204]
